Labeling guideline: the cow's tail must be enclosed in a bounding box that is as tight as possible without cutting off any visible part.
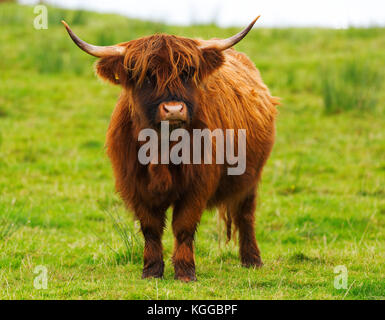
[218,205,235,243]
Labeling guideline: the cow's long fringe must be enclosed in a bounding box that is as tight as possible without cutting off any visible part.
[122,35,204,95]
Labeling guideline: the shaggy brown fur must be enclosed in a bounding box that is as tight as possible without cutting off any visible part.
[94,34,278,281]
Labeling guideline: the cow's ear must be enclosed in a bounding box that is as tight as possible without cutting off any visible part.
[95,56,125,85]
[199,48,225,79]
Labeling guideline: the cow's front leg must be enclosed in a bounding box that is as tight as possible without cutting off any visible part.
[136,204,166,279]
[171,201,204,282]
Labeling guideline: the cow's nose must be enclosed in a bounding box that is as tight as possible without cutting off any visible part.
[159,102,187,122]
[163,104,183,114]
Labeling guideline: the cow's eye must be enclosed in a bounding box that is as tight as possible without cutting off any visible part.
[180,68,195,82]
[145,76,152,85]
[180,70,189,82]
[143,70,157,87]
[144,73,155,87]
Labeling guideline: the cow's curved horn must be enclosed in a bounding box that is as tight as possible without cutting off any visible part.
[62,20,126,57]
[199,16,260,51]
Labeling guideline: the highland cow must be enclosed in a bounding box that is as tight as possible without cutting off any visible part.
[63,17,278,282]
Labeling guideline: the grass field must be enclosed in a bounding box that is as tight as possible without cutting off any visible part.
[0,3,385,299]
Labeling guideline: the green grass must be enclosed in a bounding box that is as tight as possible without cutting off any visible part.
[321,59,383,114]
[0,3,385,299]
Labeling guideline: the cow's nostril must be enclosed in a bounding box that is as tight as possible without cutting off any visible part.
[162,105,170,114]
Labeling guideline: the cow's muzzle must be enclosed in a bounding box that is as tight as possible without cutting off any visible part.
[158,101,188,126]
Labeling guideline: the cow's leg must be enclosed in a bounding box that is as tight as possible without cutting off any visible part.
[136,204,166,279]
[171,201,204,282]
[232,192,263,268]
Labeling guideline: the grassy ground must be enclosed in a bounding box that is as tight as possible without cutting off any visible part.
[0,3,385,299]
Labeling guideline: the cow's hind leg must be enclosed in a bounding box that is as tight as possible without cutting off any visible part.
[171,200,204,282]
[232,192,263,268]
[136,204,166,279]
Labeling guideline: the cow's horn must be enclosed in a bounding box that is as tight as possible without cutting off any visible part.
[62,20,126,57]
[199,16,260,51]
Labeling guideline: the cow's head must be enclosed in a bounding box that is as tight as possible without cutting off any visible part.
[62,17,259,129]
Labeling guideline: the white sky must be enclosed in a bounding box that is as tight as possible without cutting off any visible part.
[20,0,385,28]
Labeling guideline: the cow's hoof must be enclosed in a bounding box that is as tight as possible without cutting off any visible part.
[173,260,196,282]
[175,274,197,282]
[142,261,164,279]
[241,255,263,268]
